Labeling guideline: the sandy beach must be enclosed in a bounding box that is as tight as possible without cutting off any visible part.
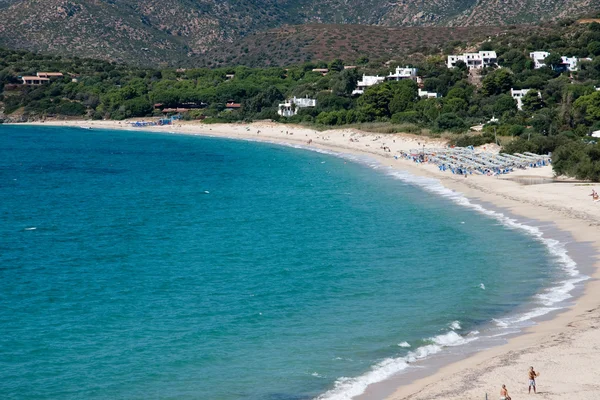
[13,119,600,399]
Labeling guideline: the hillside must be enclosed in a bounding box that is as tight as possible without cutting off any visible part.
[0,0,596,66]
[195,24,534,67]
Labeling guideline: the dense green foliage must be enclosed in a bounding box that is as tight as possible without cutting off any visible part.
[2,19,600,180]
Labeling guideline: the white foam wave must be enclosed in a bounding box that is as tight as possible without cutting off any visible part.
[397,341,411,348]
[449,320,461,330]
[316,331,477,400]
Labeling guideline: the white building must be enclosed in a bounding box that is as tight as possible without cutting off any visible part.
[386,66,418,81]
[418,89,440,98]
[511,88,541,111]
[277,96,317,117]
[559,56,579,72]
[530,51,579,71]
[352,75,386,95]
[529,51,550,69]
[447,51,497,69]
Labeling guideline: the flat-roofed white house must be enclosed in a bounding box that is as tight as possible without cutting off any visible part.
[418,89,440,98]
[20,76,50,85]
[529,51,550,69]
[386,66,418,81]
[530,52,579,71]
[559,56,579,72]
[277,96,317,117]
[352,75,386,95]
[447,51,497,69]
[511,88,541,110]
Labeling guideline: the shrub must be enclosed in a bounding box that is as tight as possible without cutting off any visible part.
[435,112,467,132]
[56,101,86,116]
[391,111,419,124]
[449,133,495,147]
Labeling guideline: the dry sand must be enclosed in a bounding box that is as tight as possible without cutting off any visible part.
[14,119,600,400]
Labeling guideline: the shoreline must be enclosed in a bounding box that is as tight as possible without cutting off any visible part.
[8,120,600,400]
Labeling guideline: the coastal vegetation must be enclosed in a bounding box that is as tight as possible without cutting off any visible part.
[1,18,600,180]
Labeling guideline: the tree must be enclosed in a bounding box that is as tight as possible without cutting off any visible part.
[388,80,418,115]
[573,91,600,125]
[493,94,518,115]
[499,50,527,73]
[242,86,283,114]
[435,112,467,131]
[522,91,544,113]
[454,60,468,72]
[356,56,369,65]
[588,41,600,57]
[328,59,344,72]
[544,53,563,70]
[358,84,393,118]
[481,69,514,96]
[442,97,468,114]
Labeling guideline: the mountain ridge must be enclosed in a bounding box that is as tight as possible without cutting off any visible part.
[0,0,596,66]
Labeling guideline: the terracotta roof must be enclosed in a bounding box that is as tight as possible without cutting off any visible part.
[37,72,63,77]
[226,102,241,108]
[21,76,49,80]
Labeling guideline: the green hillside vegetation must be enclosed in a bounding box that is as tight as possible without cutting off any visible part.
[1,20,600,180]
[196,24,527,68]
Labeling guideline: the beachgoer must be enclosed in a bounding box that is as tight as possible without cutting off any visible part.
[590,189,599,201]
[500,384,511,400]
[528,366,538,394]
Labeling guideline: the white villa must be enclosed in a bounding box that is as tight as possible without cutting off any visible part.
[559,56,579,71]
[418,89,440,98]
[529,51,550,69]
[352,67,420,95]
[530,51,579,71]
[447,51,497,69]
[277,96,317,117]
[511,88,541,111]
[386,66,418,81]
[352,74,386,95]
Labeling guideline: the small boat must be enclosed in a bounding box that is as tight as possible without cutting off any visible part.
[79,126,92,130]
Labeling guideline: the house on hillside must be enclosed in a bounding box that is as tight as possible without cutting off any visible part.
[225,101,241,111]
[277,96,317,117]
[386,66,418,81]
[352,75,386,95]
[418,89,440,98]
[511,88,541,110]
[36,72,63,79]
[557,56,579,72]
[530,52,579,72]
[312,68,329,76]
[20,76,49,85]
[447,51,497,69]
[529,51,550,69]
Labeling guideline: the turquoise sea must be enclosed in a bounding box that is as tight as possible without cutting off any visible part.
[0,126,582,399]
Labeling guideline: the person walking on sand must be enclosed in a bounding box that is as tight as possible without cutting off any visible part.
[500,384,511,400]
[528,366,539,394]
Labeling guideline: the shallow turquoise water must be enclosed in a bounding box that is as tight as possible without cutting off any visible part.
[0,126,564,399]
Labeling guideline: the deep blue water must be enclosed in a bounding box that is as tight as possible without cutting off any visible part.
[0,126,564,399]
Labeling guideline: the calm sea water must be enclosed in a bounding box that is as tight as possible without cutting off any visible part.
[0,126,573,399]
